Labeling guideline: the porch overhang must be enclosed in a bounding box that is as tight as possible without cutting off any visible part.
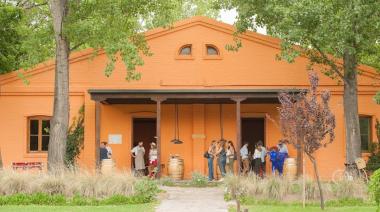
[88,89,302,104]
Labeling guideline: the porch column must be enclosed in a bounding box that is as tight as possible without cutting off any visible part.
[232,97,246,174]
[152,97,166,177]
[95,101,101,170]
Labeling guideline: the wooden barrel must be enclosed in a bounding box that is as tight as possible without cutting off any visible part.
[101,159,114,174]
[168,156,184,180]
[284,158,297,180]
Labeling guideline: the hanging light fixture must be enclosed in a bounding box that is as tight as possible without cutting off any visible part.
[219,104,227,142]
[171,104,183,144]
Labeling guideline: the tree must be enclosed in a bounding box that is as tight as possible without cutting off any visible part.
[278,71,336,209]
[9,0,218,172]
[218,0,380,166]
[10,0,181,172]
[0,2,24,73]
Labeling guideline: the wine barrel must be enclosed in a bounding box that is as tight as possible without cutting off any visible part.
[168,155,184,180]
[101,159,114,174]
[284,158,297,180]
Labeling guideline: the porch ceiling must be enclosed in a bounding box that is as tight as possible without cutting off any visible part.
[88,89,302,104]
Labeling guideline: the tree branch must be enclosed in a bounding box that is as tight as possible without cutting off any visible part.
[309,41,348,84]
[69,42,85,52]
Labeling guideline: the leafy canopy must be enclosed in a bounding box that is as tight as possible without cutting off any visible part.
[218,0,380,102]
[3,0,218,80]
[0,2,24,73]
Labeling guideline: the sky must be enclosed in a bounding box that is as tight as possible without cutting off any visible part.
[218,9,267,35]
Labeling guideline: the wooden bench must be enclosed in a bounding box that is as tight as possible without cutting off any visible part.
[12,162,43,170]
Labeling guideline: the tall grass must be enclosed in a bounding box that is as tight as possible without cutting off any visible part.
[0,169,150,199]
[224,175,369,202]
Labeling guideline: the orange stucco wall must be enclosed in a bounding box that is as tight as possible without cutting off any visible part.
[0,17,379,180]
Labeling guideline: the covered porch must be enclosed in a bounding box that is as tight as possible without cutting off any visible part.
[88,89,297,177]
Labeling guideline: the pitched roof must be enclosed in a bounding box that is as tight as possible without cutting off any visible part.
[1,16,378,85]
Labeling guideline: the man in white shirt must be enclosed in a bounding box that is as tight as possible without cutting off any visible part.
[240,143,250,175]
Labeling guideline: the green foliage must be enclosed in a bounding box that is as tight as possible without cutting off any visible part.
[190,172,208,187]
[367,119,380,172]
[369,169,380,211]
[0,192,157,205]
[0,2,24,73]
[134,178,160,203]
[65,106,85,167]
[217,0,380,95]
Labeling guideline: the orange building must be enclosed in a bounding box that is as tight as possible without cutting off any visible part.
[0,17,379,180]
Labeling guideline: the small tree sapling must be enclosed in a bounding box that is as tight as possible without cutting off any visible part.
[278,71,336,210]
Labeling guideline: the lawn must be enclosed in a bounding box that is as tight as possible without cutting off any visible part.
[0,204,154,212]
[230,205,377,212]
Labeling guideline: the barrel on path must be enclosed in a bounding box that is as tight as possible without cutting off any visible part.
[101,159,114,174]
[168,155,184,180]
[284,158,297,180]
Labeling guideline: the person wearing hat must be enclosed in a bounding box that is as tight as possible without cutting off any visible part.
[148,142,158,178]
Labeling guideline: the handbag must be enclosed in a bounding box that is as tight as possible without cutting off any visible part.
[203,151,210,159]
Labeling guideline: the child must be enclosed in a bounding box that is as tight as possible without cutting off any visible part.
[269,146,279,176]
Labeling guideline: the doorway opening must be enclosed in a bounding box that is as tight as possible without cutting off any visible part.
[241,117,265,154]
[132,118,156,169]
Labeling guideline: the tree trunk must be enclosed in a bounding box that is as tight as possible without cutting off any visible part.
[343,49,361,164]
[297,139,303,176]
[47,0,70,173]
[309,154,325,210]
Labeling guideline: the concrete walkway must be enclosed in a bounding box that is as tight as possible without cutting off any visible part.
[156,186,229,212]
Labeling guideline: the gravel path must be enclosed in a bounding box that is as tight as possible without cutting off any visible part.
[156,186,229,212]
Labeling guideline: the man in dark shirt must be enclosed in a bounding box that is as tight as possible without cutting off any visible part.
[100,142,108,161]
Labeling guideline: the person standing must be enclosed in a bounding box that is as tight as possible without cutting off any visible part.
[148,142,158,178]
[252,144,262,176]
[207,140,217,181]
[99,141,109,163]
[226,141,236,175]
[131,141,145,176]
[240,142,250,175]
[105,142,112,159]
[258,141,267,177]
[269,146,279,175]
[216,140,227,180]
[277,140,289,176]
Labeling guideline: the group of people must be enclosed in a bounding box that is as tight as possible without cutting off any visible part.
[205,140,236,181]
[100,138,289,180]
[131,141,158,178]
[206,139,289,181]
[99,141,158,178]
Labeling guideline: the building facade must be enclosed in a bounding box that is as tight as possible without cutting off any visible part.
[0,17,379,179]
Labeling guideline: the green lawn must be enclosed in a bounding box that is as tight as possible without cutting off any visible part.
[231,205,377,212]
[0,204,154,212]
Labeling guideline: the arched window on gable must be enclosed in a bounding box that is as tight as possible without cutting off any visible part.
[206,45,219,55]
[179,44,192,55]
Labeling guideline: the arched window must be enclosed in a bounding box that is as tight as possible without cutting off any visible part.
[179,45,192,55]
[206,45,219,55]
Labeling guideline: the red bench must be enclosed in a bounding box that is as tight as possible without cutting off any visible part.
[12,162,43,170]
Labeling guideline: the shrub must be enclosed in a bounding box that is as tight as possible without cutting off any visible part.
[0,170,159,204]
[134,178,159,203]
[223,175,369,204]
[158,177,175,186]
[190,172,208,187]
[369,168,380,211]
